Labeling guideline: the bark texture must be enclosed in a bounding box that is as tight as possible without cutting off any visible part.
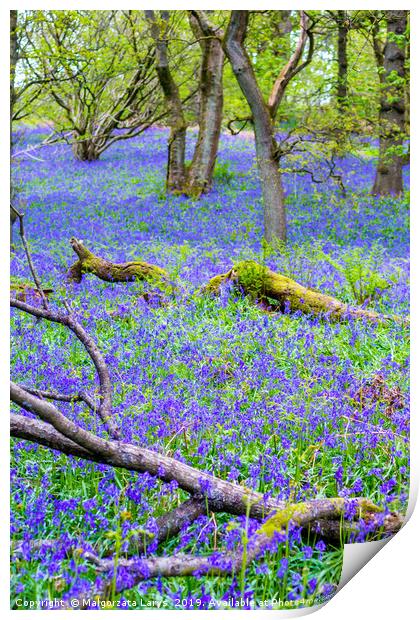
[67,237,169,287]
[372,11,408,196]
[146,10,187,192]
[186,12,224,197]
[223,11,287,243]
[71,135,102,162]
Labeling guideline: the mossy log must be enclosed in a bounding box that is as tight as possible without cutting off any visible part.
[66,242,407,324]
[67,238,170,288]
[203,260,407,324]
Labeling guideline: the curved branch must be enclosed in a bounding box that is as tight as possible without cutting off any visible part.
[227,115,252,135]
[268,11,314,119]
[18,384,97,411]
[10,298,119,439]
[10,204,49,310]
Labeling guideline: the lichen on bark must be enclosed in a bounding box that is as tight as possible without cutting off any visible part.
[67,238,171,291]
[203,260,407,324]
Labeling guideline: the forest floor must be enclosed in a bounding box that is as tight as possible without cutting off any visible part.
[10,126,409,609]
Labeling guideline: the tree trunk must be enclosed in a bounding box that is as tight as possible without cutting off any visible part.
[71,135,101,162]
[185,12,224,197]
[10,10,19,245]
[223,11,287,243]
[10,10,18,130]
[372,10,408,196]
[146,10,187,193]
[203,260,407,324]
[336,11,348,112]
[67,237,170,288]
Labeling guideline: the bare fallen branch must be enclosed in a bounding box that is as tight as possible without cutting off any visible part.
[18,384,97,411]
[9,402,382,523]
[11,299,119,439]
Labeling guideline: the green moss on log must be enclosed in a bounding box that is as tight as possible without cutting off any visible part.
[65,242,407,325]
[203,260,407,324]
[67,238,170,290]
[257,497,381,538]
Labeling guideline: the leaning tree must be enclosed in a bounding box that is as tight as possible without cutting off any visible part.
[206,10,314,243]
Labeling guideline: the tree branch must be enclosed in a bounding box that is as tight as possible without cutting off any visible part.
[10,205,49,310]
[11,300,119,439]
[268,11,314,119]
[9,402,383,522]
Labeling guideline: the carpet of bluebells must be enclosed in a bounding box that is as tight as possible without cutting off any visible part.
[10,126,409,610]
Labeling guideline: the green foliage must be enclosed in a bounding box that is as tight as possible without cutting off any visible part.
[318,245,391,305]
[213,160,235,185]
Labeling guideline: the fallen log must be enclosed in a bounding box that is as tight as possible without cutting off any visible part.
[38,500,404,605]
[203,260,407,324]
[67,237,170,288]
[10,407,381,524]
[12,409,403,605]
[14,411,400,552]
[66,240,407,324]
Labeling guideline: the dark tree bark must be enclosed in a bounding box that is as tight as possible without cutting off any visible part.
[372,11,408,196]
[146,10,187,192]
[186,12,224,197]
[336,10,349,112]
[72,134,102,162]
[10,10,18,131]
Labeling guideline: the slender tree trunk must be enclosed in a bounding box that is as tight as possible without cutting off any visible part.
[336,11,348,112]
[372,10,408,196]
[146,10,187,193]
[223,11,287,243]
[186,13,224,197]
[10,10,19,245]
[10,10,18,131]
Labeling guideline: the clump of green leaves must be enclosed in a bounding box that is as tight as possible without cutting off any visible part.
[318,245,390,305]
[213,160,235,185]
